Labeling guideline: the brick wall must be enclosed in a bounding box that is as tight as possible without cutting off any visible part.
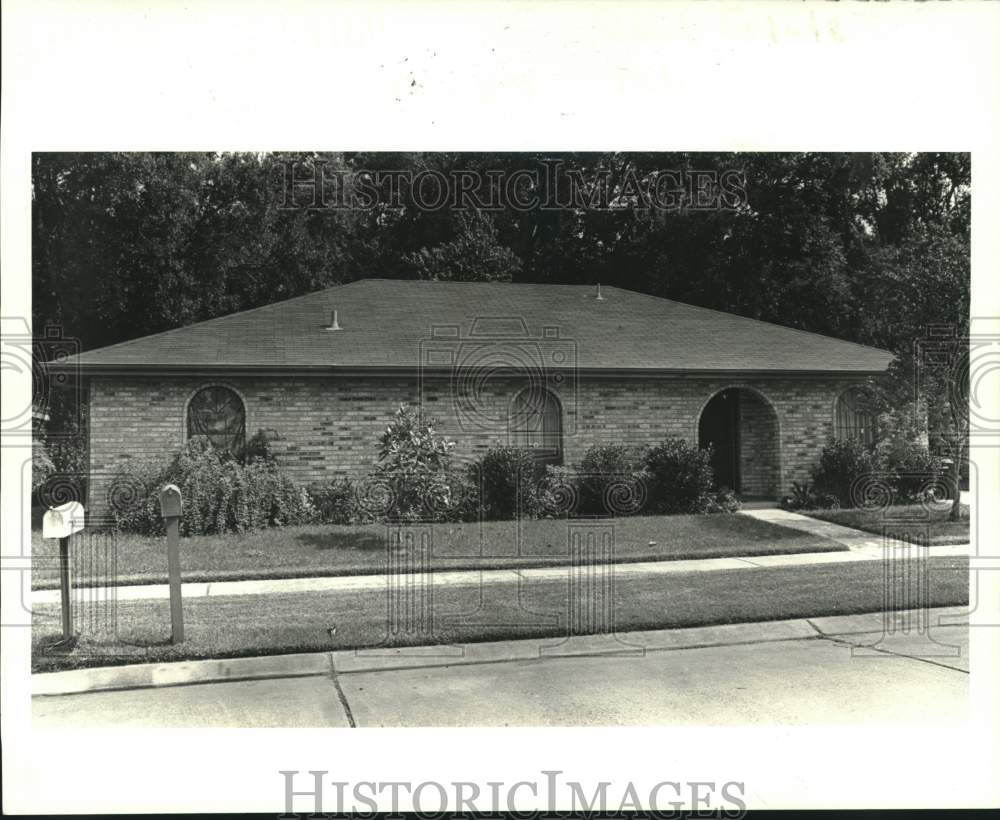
[86,373,863,514]
[737,389,780,497]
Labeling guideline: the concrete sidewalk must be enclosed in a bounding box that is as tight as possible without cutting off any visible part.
[742,507,888,548]
[30,510,969,606]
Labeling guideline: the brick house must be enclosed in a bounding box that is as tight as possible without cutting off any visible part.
[54,280,893,513]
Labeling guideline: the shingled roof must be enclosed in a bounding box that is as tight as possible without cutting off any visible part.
[54,279,894,375]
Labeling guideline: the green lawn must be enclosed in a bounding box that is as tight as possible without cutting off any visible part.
[30,512,845,590]
[804,503,970,546]
[31,557,968,672]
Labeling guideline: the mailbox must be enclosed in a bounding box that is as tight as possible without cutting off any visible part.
[42,501,85,539]
[158,484,183,518]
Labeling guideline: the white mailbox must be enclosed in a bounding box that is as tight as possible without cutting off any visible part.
[42,501,85,540]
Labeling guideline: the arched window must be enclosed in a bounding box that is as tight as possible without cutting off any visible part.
[835,388,876,447]
[187,386,246,457]
[509,386,563,466]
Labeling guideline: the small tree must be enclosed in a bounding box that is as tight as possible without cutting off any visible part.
[374,404,456,521]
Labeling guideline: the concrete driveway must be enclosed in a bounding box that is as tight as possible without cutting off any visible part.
[32,614,968,728]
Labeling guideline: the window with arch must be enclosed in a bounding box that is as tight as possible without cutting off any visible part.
[187,386,246,457]
[509,386,563,466]
[835,387,877,447]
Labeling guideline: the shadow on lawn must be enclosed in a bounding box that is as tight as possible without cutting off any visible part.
[296,532,385,553]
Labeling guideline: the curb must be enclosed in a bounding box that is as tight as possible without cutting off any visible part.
[31,605,969,697]
[32,652,331,697]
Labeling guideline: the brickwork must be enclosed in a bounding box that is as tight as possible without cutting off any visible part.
[86,374,864,514]
[736,389,780,497]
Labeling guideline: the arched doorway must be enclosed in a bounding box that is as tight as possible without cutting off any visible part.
[697,387,779,498]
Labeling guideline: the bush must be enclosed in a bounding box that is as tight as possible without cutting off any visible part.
[373,404,457,522]
[878,438,946,503]
[643,439,715,514]
[537,465,580,517]
[466,446,541,520]
[111,436,313,535]
[31,439,55,496]
[810,438,884,508]
[705,488,742,514]
[577,443,648,516]
[307,478,362,525]
[781,481,839,511]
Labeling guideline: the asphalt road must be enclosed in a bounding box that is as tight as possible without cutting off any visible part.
[32,624,968,728]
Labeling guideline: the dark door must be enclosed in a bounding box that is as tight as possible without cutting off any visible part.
[698,390,741,491]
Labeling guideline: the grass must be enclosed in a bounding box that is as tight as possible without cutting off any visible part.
[803,502,970,546]
[30,512,845,590]
[31,556,968,672]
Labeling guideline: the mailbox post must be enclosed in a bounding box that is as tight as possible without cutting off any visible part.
[158,484,184,643]
[42,501,85,641]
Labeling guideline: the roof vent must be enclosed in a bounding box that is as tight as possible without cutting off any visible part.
[595,283,605,301]
[324,309,342,331]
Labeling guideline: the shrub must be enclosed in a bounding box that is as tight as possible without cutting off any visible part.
[705,488,742,514]
[31,440,55,496]
[307,478,362,525]
[111,436,312,535]
[878,438,946,503]
[643,439,715,514]
[373,404,457,522]
[577,443,648,516]
[466,446,541,520]
[537,465,580,517]
[781,481,839,511]
[810,438,884,508]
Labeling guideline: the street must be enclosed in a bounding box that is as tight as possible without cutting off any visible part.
[32,620,968,728]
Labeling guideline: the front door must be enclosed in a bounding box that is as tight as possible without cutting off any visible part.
[698,389,741,492]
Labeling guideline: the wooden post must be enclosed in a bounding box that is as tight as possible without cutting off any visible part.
[42,501,85,642]
[158,484,184,643]
[58,536,72,640]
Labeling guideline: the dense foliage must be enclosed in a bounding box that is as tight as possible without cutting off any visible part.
[466,446,542,520]
[809,439,885,509]
[111,436,313,535]
[307,478,363,525]
[643,440,717,514]
[576,444,647,516]
[373,404,457,521]
[791,435,947,511]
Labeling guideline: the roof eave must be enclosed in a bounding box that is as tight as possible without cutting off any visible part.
[47,363,892,379]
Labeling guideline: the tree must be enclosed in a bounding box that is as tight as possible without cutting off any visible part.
[402,211,522,282]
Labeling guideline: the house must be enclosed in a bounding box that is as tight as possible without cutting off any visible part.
[52,279,894,514]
